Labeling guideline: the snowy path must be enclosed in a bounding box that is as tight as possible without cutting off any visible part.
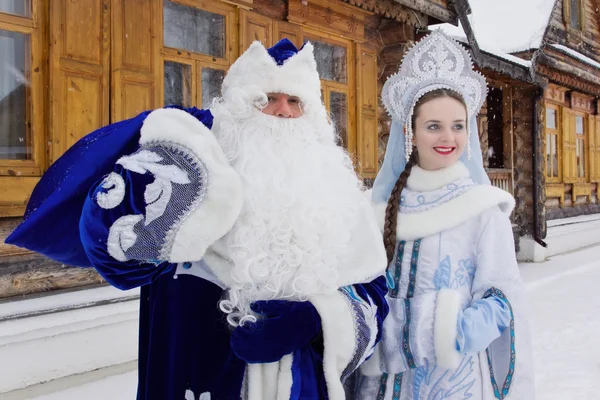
[521,245,600,400]
[5,245,600,399]
[24,372,137,400]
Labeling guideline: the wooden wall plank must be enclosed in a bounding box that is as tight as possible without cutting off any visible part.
[356,44,378,177]
[111,0,161,122]
[49,0,110,163]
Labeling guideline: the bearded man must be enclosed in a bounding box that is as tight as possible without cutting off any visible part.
[7,39,388,399]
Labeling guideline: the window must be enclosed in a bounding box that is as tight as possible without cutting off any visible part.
[575,114,586,179]
[306,32,353,150]
[0,29,30,160]
[161,0,233,108]
[0,0,30,17]
[0,1,34,163]
[0,0,45,216]
[164,61,193,107]
[564,0,584,31]
[545,106,560,180]
[570,0,582,29]
[313,41,347,84]
[163,0,225,58]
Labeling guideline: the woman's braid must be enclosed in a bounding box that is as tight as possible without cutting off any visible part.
[383,149,419,265]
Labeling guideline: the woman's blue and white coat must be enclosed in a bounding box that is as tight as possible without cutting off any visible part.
[356,162,534,400]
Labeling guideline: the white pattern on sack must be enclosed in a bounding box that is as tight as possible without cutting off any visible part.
[102,143,209,263]
[96,172,126,209]
[184,389,211,400]
[107,214,144,262]
[117,150,191,225]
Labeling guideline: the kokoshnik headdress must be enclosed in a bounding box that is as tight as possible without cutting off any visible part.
[372,30,490,203]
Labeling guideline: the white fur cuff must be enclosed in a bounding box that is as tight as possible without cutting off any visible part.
[434,289,462,370]
[139,108,243,263]
[358,343,383,376]
[309,291,356,400]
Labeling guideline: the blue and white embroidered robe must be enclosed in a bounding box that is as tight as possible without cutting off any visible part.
[6,107,389,400]
[356,162,534,400]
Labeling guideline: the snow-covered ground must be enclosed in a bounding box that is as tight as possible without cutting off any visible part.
[521,245,600,400]
[4,245,600,399]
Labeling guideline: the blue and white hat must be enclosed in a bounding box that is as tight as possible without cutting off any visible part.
[221,39,322,114]
[372,30,490,203]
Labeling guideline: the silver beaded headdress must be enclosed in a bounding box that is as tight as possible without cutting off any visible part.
[381,30,488,160]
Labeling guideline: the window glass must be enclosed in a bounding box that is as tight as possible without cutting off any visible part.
[164,61,192,107]
[163,0,225,58]
[201,68,224,109]
[0,29,30,160]
[330,91,348,147]
[312,41,347,83]
[0,0,31,18]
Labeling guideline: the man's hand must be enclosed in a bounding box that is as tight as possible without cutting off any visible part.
[230,300,322,364]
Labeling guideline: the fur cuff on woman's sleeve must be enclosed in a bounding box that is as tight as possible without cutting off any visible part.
[434,288,462,370]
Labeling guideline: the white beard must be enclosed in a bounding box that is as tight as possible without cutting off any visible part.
[211,98,369,326]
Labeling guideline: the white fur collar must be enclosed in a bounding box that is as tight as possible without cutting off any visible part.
[407,162,470,192]
[373,183,515,240]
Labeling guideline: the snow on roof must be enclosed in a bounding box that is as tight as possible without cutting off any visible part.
[434,0,556,53]
[441,31,533,68]
[549,44,600,70]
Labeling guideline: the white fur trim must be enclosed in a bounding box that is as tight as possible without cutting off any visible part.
[276,354,294,400]
[139,108,243,263]
[309,291,356,400]
[358,343,383,376]
[373,185,515,240]
[434,289,462,370]
[221,41,322,110]
[245,354,293,400]
[407,162,470,192]
[335,205,388,287]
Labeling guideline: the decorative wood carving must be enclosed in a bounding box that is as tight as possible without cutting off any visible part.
[537,63,600,97]
[339,0,427,27]
[370,0,456,24]
[570,91,595,113]
[288,0,369,41]
[545,83,570,107]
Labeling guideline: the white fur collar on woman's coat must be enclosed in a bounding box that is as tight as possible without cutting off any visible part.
[371,162,515,241]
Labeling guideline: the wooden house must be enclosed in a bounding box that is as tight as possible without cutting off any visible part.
[438,0,600,261]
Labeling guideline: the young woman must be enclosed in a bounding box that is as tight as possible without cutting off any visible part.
[355,31,534,399]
